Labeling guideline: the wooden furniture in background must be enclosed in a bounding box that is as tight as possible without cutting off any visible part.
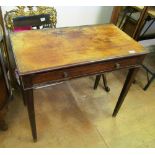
[10,24,146,141]
[0,25,11,131]
[94,74,110,92]
[0,7,13,89]
[110,6,122,25]
[132,7,149,40]
[0,68,8,131]
[120,6,155,40]
[121,6,155,90]
[134,7,155,90]
[109,6,155,91]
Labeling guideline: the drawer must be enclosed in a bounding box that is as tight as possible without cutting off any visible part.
[22,55,144,89]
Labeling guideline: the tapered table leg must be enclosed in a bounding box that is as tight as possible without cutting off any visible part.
[112,67,139,117]
[102,74,110,92]
[23,88,37,142]
[21,89,27,106]
[94,75,101,89]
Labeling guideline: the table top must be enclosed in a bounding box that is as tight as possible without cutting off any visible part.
[10,24,145,75]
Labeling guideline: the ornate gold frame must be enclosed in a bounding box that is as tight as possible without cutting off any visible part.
[4,6,57,30]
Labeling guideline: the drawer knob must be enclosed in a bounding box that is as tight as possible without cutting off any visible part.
[115,63,120,69]
[63,72,68,78]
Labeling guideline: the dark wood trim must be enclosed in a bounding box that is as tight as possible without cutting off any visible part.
[132,6,149,40]
[20,75,37,141]
[0,7,18,89]
[110,6,122,25]
[0,41,9,131]
[0,7,11,70]
[112,67,139,117]
[102,74,110,92]
[21,55,145,90]
[93,74,110,92]
[94,75,101,89]
[23,88,37,142]
[0,7,7,50]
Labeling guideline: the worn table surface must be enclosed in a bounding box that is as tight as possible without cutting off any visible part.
[10,24,145,75]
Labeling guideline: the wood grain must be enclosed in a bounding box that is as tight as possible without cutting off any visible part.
[10,24,145,75]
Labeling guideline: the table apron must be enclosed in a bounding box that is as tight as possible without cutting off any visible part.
[20,55,145,90]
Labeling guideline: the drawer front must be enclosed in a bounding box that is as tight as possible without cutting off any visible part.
[22,55,144,89]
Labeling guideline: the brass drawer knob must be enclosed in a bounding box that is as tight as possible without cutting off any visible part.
[63,72,68,78]
[115,63,120,69]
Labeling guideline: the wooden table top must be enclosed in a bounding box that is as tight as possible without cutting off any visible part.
[10,24,145,75]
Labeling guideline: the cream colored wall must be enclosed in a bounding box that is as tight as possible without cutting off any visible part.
[1,6,113,27]
[55,6,113,27]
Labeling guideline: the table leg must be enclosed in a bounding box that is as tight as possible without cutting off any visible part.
[21,89,27,106]
[23,88,37,142]
[112,67,139,117]
[102,74,110,92]
[94,75,101,89]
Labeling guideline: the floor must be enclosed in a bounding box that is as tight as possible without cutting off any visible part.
[0,45,155,148]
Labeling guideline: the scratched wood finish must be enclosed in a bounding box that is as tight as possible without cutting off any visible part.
[10,24,145,75]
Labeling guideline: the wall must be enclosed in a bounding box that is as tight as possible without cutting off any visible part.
[1,6,113,27]
[55,6,113,27]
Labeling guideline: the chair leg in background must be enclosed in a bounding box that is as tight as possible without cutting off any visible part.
[143,75,155,91]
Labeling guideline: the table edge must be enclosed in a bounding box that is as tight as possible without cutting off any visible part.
[18,52,148,76]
